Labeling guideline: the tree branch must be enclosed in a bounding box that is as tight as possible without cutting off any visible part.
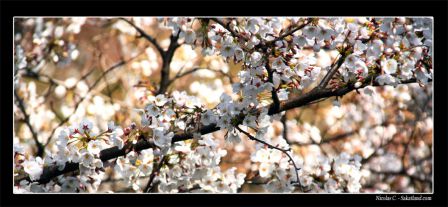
[144,155,167,193]
[43,53,144,149]
[23,75,429,185]
[236,126,291,152]
[121,17,182,95]
[14,90,45,157]
[120,18,164,56]
[280,113,290,145]
[167,67,234,87]
[157,30,180,95]
[317,52,347,89]
[265,61,281,114]
[209,18,248,41]
[235,126,304,191]
[262,18,312,48]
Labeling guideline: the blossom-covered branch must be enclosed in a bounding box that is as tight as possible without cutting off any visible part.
[13,17,433,193]
[21,73,429,185]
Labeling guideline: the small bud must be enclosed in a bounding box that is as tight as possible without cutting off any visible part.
[354,81,362,88]
[124,127,131,136]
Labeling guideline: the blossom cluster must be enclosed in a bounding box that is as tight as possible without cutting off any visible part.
[248,123,363,193]
[155,135,246,193]
[14,91,248,193]
[15,18,85,74]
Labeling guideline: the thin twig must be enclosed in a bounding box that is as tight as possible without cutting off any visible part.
[144,155,168,193]
[317,53,346,89]
[209,18,248,41]
[280,113,291,145]
[167,67,233,87]
[43,53,144,148]
[262,18,312,47]
[14,90,45,156]
[235,126,304,191]
[120,17,164,56]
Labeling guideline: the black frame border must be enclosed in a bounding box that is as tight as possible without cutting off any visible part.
[1,1,447,207]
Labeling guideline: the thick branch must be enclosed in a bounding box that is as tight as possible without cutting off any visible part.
[23,75,428,185]
[157,31,180,95]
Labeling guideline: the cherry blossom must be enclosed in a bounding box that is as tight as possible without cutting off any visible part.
[13,17,432,194]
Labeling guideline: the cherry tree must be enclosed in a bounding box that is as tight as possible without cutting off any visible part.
[13,17,432,193]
